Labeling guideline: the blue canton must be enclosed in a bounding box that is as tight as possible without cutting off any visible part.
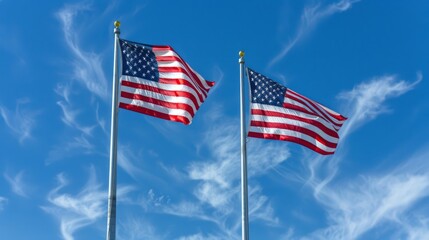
[119,39,160,82]
[247,68,287,107]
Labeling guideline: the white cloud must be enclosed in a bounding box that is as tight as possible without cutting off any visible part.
[305,148,429,240]
[55,77,96,137]
[0,196,7,211]
[137,189,239,239]
[41,167,105,240]
[176,233,222,240]
[269,0,360,67]
[4,171,28,198]
[168,72,421,239]
[338,73,421,136]
[95,103,107,134]
[248,185,279,226]
[401,216,429,240]
[168,113,289,237]
[0,99,37,143]
[278,75,425,239]
[56,100,95,136]
[117,217,165,240]
[46,135,95,163]
[117,145,144,179]
[302,73,420,195]
[56,4,108,100]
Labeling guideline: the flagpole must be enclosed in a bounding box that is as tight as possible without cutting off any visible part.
[239,51,249,240]
[106,20,121,240]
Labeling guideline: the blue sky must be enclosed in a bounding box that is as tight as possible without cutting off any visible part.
[1,0,429,239]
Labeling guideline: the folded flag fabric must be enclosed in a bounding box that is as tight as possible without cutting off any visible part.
[118,39,215,125]
[246,68,347,155]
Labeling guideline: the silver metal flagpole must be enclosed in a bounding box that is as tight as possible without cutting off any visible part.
[239,51,249,240]
[106,20,121,240]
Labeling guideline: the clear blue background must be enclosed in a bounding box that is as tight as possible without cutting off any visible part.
[1,0,428,239]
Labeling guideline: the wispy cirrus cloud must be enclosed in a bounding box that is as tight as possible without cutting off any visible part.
[269,0,360,68]
[42,166,134,240]
[134,189,238,239]
[4,171,29,198]
[46,134,95,163]
[304,147,429,240]
[56,4,108,100]
[0,99,38,143]
[55,83,95,136]
[0,196,7,211]
[163,112,289,237]
[117,217,166,240]
[176,233,223,240]
[338,73,422,136]
[41,167,105,240]
[278,74,424,239]
[248,185,279,226]
[176,73,420,239]
[301,73,421,194]
[118,145,144,180]
[401,216,429,240]
[48,83,102,163]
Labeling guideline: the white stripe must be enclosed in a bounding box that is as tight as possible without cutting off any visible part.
[186,64,212,90]
[282,97,342,131]
[287,90,338,124]
[121,85,198,114]
[154,49,212,91]
[157,61,188,70]
[283,97,314,114]
[121,76,203,106]
[288,90,345,126]
[287,90,344,127]
[248,126,336,153]
[158,72,208,97]
[251,103,338,133]
[120,97,193,120]
[250,114,339,144]
[320,105,346,123]
[153,49,179,58]
[157,61,210,94]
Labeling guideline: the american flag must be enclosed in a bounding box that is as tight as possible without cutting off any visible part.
[246,68,347,155]
[118,39,214,125]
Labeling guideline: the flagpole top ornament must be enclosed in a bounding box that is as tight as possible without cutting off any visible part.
[239,51,245,57]
[114,21,121,28]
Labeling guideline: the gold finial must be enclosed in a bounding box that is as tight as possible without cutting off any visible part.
[114,21,121,28]
[239,51,245,57]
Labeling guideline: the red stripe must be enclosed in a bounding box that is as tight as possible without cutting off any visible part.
[119,102,190,125]
[120,91,196,116]
[286,92,343,129]
[287,90,346,122]
[283,103,323,119]
[158,78,205,102]
[248,132,334,155]
[158,67,208,97]
[182,60,213,91]
[152,46,173,51]
[250,120,338,148]
[155,52,212,93]
[121,80,200,110]
[251,108,338,137]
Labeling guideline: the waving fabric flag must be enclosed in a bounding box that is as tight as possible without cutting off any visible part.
[246,68,347,155]
[118,39,215,125]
